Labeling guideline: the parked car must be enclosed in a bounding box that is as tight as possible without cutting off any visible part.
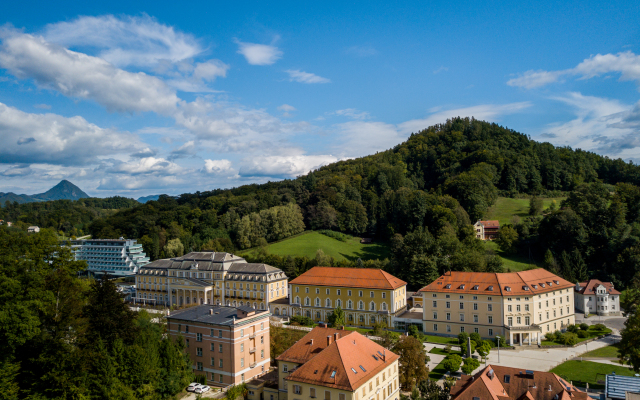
[187,383,202,392]
[195,385,210,394]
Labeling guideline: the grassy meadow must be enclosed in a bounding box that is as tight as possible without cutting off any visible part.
[485,197,565,226]
[550,360,635,389]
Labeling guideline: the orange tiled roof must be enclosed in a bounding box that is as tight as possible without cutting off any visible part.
[418,269,573,296]
[276,327,354,364]
[576,279,621,295]
[450,365,588,400]
[289,267,407,290]
[477,220,500,227]
[285,329,399,391]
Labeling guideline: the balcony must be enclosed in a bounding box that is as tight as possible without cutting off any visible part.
[249,333,256,339]
[250,362,257,368]
[249,347,256,353]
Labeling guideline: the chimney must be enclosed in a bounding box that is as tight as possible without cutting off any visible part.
[334,333,340,341]
[383,349,386,362]
[209,309,214,315]
[327,336,332,346]
[310,339,314,345]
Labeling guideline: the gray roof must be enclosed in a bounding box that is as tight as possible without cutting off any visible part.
[229,263,282,274]
[167,305,267,325]
[606,374,640,399]
[141,251,246,271]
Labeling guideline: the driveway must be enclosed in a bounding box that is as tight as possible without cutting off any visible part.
[574,314,627,332]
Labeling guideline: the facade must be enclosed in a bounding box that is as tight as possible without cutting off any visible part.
[419,269,575,346]
[70,238,149,277]
[28,226,40,233]
[450,365,588,400]
[574,279,622,316]
[166,305,270,387]
[135,251,288,309]
[473,220,499,240]
[251,326,400,400]
[275,267,407,328]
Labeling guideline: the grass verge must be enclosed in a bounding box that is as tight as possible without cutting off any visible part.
[550,360,635,389]
[423,335,460,345]
[428,347,461,356]
[580,344,620,358]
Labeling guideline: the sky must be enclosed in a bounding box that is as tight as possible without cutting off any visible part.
[0,0,639,198]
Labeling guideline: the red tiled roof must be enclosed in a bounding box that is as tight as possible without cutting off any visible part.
[276,327,354,364]
[576,279,621,295]
[289,267,407,290]
[418,269,573,296]
[285,329,399,391]
[450,365,588,400]
[477,220,500,227]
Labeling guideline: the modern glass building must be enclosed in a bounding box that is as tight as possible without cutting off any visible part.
[69,238,150,277]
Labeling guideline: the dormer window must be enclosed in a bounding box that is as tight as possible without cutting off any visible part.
[540,283,546,288]
[488,286,494,291]
[460,284,466,289]
[523,286,530,291]
[548,282,553,287]
[554,280,560,285]
[445,284,451,289]
[473,285,479,290]
[532,285,538,289]
[505,286,511,292]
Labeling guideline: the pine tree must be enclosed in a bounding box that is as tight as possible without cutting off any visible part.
[571,249,589,282]
[560,251,575,282]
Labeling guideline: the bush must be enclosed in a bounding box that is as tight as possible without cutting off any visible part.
[559,332,579,346]
[444,344,452,353]
[461,340,477,356]
[470,332,482,344]
[554,330,562,339]
[318,230,351,242]
[290,316,315,327]
[592,323,607,331]
[458,332,469,344]
[545,332,557,342]
[461,357,480,375]
[577,330,589,338]
[442,354,462,374]
[195,374,206,384]
[579,323,589,331]
[494,336,506,347]
[566,324,578,333]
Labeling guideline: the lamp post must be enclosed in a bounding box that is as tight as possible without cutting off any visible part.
[496,336,501,363]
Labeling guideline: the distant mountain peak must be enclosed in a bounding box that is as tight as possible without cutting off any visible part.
[0,180,90,206]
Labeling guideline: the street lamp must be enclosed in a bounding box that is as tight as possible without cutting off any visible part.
[496,336,501,363]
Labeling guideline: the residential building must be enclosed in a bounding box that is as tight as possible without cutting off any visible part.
[6,222,12,227]
[450,365,588,400]
[275,267,407,327]
[135,251,288,308]
[473,220,499,240]
[166,305,270,387]
[418,269,575,345]
[605,373,640,400]
[256,326,400,400]
[574,279,622,316]
[407,292,423,309]
[27,226,40,233]
[69,238,149,277]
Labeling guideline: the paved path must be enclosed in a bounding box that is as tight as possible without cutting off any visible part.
[575,314,627,332]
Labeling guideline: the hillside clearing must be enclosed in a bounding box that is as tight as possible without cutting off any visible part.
[485,197,565,226]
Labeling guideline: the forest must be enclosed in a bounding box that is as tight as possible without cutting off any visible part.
[6,117,640,290]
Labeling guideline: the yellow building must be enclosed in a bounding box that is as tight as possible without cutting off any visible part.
[272,267,407,327]
[247,327,400,400]
[418,269,576,345]
[135,251,288,310]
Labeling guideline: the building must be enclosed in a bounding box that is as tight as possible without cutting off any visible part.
[574,279,622,316]
[275,267,407,328]
[166,304,270,387]
[606,373,640,400]
[450,365,588,400]
[27,226,40,233]
[473,220,500,240]
[407,292,423,309]
[69,238,149,277]
[135,251,288,309]
[248,326,399,400]
[6,222,12,227]
[418,269,575,346]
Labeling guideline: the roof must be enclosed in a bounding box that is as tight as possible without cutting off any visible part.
[277,327,354,364]
[419,269,573,296]
[289,267,406,290]
[476,220,500,228]
[606,374,640,399]
[450,365,588,400]
[139,251,281,277]
[576,279,621,295]
[284,328,399,392]
[166,305,268,325]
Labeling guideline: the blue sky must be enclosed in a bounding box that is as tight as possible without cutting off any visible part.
[1,0,639,197]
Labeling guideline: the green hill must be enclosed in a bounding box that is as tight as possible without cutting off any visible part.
[484,197,565,226]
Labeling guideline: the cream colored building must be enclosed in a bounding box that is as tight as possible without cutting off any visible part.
[135,251,288,310]
[272,267,407,328]
[247,326,400,400]
[418,269,575,346]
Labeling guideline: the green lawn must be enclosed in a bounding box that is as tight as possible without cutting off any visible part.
[428,357,450,380]
[423,335,460,345]
[485,197,565,226]
[428,347,461,356]
[484,241,537,272]
[580,344,620,358]
[550,360,635,389]
[245,231,391,261]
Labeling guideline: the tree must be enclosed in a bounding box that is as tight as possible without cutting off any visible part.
[270,324,307,359]
[529,197,543,216]
[495,225,519,254]
[327,307,346,328]
[476,340,491,362]
[620,311,640,371]
[442,354,462,374]
[164,238,184,258]
[392,336,429,390]
[417,378,451,400]
[461,357,480,375]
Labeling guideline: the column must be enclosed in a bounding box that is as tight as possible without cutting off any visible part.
[528,333,531,345]
[537,332,541,345]
[509,332,513,346]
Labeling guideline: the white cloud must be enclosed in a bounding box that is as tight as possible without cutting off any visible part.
[334,108,370,120]
[42,14,203,68]
[235,39,282,65]
[239,155,340,178]
[277,104,296,117]
[0,102,144,165]
[130,147,157,158]
[106,156,183,175]
[0,164,32,177]
[97,174,186,191]
[169,140,197,159]
[285,69,330,84]
[204,159,237,176]
[0,32,179,113]
[34,103,51,109]
[508,51,640,89]
[193,60,229,82]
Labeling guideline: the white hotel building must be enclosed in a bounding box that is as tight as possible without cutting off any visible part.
[69,238,150,277]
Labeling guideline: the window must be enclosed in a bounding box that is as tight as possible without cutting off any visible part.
[488,315,493,324]
[261,336,264,344]
[459,303,464,310]
[316,288,320,294]
[197,347,202,356]
[283,364,288,372]
[306,287,309,293]
[433,312,438,319]
[473,315,479,323]
[325,391,331,400]
[446,325,451,332]
[433,301,437,307]
[218,330,222,338]
[488,304,493,311]
[508,317,513,326]
[210,343,215,351]
[489,328,493,336]
[310,388,316,398]
[516,305,520,312]
[517,317,521,324]
[294,385,301,395]
[261,349,264,359]
[197,362,203,371]
[460,326,465,333]
[525,316,530,325]
[186,339,189,347]
[219,359,223,368]
[219,344,223,352]
[382,292,386,299]
[474,327,479,333]
[433,324,438,331]
[337,289,341,295]
[348,290,352,296]
[473,303,478,310]
[241,358,244,367]
[359,291,363,297]
[211,357,215,366]
[326,288,330,295]
[185,325,189,333]
[241,343,244,352]
[446,301,451,308]
[210,329,214,337]
[508,305,512,312]
[196,333,202,342]
[459,314,464,322]
[446,312,451,320]
[504,375,511,383]
[340,394,346,400]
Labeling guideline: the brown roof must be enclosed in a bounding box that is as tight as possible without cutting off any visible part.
[289,267,407,290]
[418,269,574,296]
[576,279,621,295]
[450,365,588,400]
[285,329,399,391]
[477,220,500,227]
[276,327,355,364]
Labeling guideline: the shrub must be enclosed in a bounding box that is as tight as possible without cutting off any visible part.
[593,323,607,331]
[458,332,469,344]
[195,374,206,384]
[577,330,589,338]
[545,332,557,342]
[442,354,462,373]
[554,330,562,339]
[566,324,578,333]
[470,332,482,344]
[461,357,480,375]
[290,315,315,327]
[579,323,589,331]
[444,344,452,353]
[559,332,578,346]
[494,336,506,347]
[461,340,477,356]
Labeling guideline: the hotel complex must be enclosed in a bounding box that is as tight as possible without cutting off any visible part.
[271,267,407,327]
[166,305,271,387]
[69,238,150,277]
[418,269,575,345]
[135,251,288,309]
[248,326,400,400]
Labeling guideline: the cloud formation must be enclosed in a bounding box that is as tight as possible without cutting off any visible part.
[239,155,340,178]
[285,69,330,84]
[235,39,282,65]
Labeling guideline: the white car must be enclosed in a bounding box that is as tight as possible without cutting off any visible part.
[187,383,202,392]
[195,385,210,394]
